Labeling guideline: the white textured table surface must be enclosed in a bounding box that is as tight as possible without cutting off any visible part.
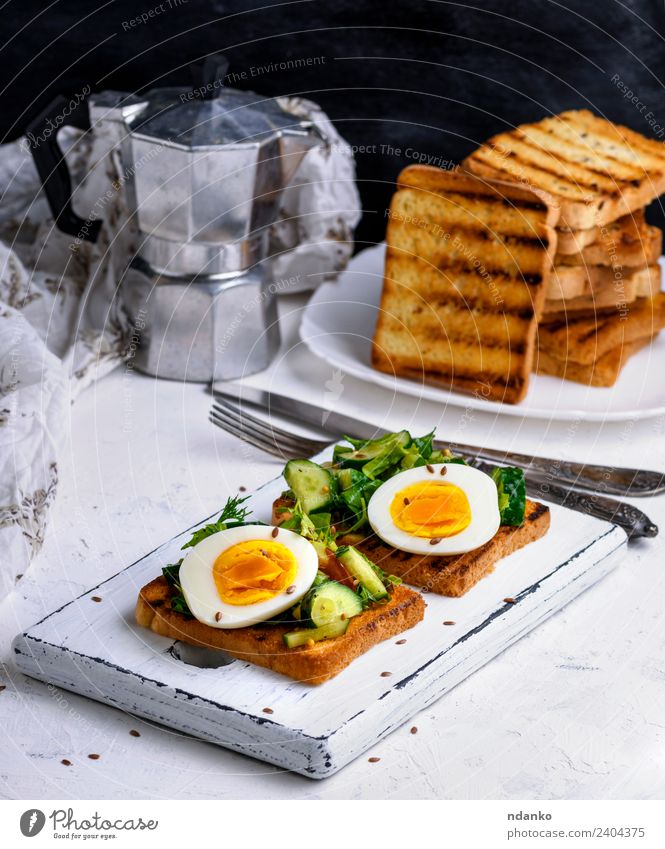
[2,294,665,800]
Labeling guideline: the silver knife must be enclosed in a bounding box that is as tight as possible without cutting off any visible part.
[211,381,665,498]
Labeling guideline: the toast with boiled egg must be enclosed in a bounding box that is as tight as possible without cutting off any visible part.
[135,494,425,685]
[273,430,550,599]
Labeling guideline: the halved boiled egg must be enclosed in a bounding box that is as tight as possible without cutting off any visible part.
[178,525,318,628]
[367,464,500,555]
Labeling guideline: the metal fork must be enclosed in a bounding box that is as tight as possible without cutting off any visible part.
[210,398,327,458]
[208,397,658,539]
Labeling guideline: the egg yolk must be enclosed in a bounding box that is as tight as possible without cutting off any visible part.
[213,540,297,606]
[390,481,472,538]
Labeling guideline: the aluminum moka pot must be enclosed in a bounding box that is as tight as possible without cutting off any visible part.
[27,57,323,381]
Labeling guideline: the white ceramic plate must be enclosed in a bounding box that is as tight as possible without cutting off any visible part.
[300,243,665,422]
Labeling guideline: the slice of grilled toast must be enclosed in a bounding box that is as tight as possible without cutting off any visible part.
[136,577,425,686]
[538,293,665,365]
[373,165,560,404]
[556,211,646,255]
[545,263,661,306]
[463,111,665,229]
[555,223,661,268]
[271,497,550,599]
[536,336,653,387]
[339,500,550,598]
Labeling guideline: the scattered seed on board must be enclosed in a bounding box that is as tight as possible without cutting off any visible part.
[443,620,456,626]
[410,726,418,735]
[129,730,141,737]
[215,612,223,622]
[271,527,279,538]
[380,671,392,678]
[368,756,381,763]
[396,639,407,645]
[440,466,448,476]
[88,754,100,760]
[61,759,72,766]
[426,464,434,473]
[286,584,296,594]
[262,707,274,715]
[429,537,442,545]
[91,596,102,603]
[504,597,516,604]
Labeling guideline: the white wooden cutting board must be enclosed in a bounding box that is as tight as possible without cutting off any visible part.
[12,452,627,778]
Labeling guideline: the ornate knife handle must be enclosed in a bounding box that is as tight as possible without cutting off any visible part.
[525,477,658,540]
[446,441,665,498]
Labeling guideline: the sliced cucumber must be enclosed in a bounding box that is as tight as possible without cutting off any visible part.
[335,467,356,490]
[334,431,411,477]
[337,546,388,600]
[283,459,336,513]
[283,619,349,648]
[300,581,363,627]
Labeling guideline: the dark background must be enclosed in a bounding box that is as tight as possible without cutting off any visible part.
[3,0,665,243]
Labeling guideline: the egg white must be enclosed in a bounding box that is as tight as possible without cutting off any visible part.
[178,524,319,629]
[367,464,501,555]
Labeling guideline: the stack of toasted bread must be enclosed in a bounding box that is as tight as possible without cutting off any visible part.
[374,111,665,401]
[463,110,665,388]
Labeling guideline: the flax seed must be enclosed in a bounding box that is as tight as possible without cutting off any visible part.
[368,756,381,763]
[440,466,447,475]
[129,730,141,737]
[403,497,411,505]
[396,639,407,645]
[262,707,274,715]
[443,620,456,626]
[61,759,72,766]
[286,584,296,594]
[340,613,347,621]
[504,597,516,604]
[0,685,5,693]
[426,464,434,473]
[410,726,418,734]
[429,537,442,545]
[215,612,223,622]
[88,754,100,760]
[271,527,279,538]
[91,596,102,603]
[239,486,247,492]
[380,671,392,678]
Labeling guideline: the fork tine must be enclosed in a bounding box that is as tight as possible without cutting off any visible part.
[209,409,288,458]
[210,404,320,458]
[210,406,321,458]
[211,399,329,456]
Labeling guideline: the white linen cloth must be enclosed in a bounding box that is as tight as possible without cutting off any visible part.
[0,96,360,598]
